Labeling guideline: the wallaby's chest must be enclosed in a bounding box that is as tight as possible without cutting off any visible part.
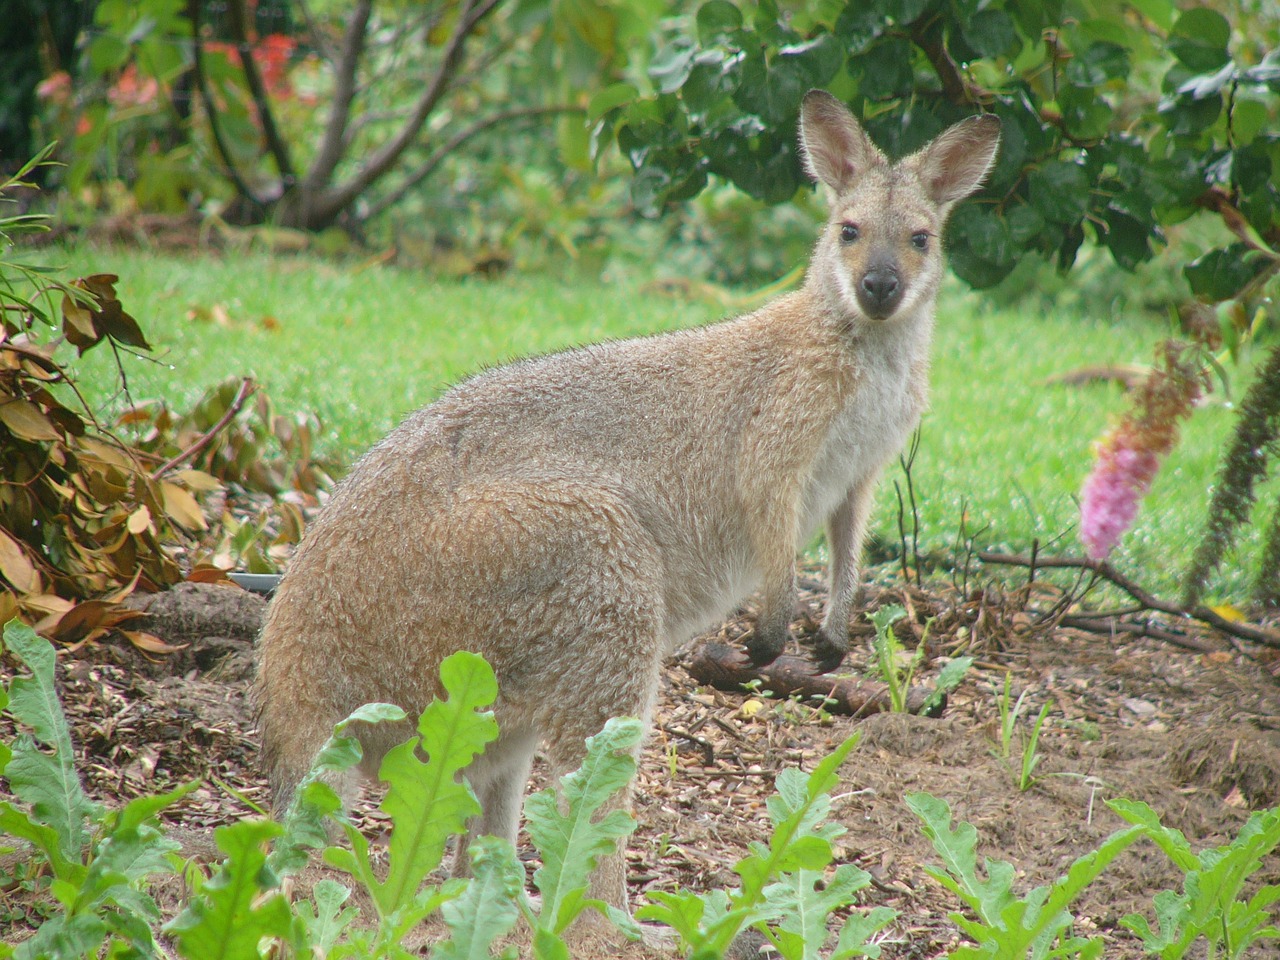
[800,343,926,538]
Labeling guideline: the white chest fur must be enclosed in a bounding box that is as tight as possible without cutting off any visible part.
[799,319,930,541]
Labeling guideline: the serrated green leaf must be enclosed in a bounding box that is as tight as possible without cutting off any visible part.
[295,878,358,954]
[526,716,641,933]
[369,653,500,916]
[907,792,1014,923]
[805,733,861,800]
[76,824,179,913]
[832,904,897,959]
[766,864,883,959]
[13,911,108,960]
[165,819,293,960]
[922,656,972,714]
[271,701,405,879]
[635,888,708,944]
[110,780,201,835]
[432,837,524,960]
[2,619,97,862]
[0,801,79,881]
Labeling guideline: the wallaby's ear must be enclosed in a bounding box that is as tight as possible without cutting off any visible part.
[915,113,1002,205]
[799,90,885,194]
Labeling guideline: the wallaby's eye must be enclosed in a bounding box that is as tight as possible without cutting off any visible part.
[911,231,929,251]
[840,223,860,244]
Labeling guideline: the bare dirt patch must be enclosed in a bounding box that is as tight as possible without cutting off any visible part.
[3,573,1279,957]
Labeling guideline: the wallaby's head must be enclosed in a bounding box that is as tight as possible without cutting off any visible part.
[800,90,1001,323]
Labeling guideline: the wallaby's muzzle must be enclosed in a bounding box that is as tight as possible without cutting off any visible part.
[856,253,903,319]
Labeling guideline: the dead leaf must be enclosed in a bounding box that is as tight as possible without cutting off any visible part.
[160,481,207,531]
[0,590,18,624]
[127,504,154,535]
[104,567,144,604]
[187,565,232,584]
[76,435,139,471]
[61,290,99,344]
[0,528,40,594]
[48,599,146,643]
[22,593,74,617]
[121,629,188,655]
[0,396,60,442]
[170,468,222,493]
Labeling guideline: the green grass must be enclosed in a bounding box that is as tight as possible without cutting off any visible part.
[48,242,1274,603]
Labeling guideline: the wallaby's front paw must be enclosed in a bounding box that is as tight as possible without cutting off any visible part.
[811,627,848,673]
[746,623,788,666]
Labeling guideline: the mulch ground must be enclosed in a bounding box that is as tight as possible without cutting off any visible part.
[3,565,1280,958]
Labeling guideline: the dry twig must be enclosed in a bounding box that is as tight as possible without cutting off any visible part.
[978,551,1280,651]
[150,378,256,480]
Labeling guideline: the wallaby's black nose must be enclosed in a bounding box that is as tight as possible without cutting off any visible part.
[857,267,902,317]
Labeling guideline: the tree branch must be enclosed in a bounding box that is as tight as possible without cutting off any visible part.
[293,0,338,64]
[316,0,505,222]
[150,379,257,480]
[190,4,267,210]
[978,551,1280,649]
[226,0,296,184]
[305,0,373,190]
[910,17,977,105]
[361,105,581,221]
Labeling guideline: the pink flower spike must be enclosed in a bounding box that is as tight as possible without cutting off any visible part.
[1079,437,1159,561]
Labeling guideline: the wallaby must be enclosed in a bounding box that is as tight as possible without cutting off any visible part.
[255,90,1000,922]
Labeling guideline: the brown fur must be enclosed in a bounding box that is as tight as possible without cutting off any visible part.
[254,90,1000,919]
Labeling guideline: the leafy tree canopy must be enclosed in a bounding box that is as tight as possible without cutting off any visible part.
[595,0,1280,306]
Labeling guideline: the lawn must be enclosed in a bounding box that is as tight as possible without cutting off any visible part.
[53,242,1271,603]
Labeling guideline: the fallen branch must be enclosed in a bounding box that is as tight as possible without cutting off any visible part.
[978,551,1280,650]
[686,642,945,718]
[1058,614,1214,652]
[150,378,256,481]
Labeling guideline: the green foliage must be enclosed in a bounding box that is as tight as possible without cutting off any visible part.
[1017,702,1053,793]
[44,0,663,234]
[908,791,1144,959]
[869,605,916,713]
[344,651,499,920]
[868,606,971,714]
[434,836,525,960]
[166,819,297,960]
[602,0,1280,307]
[523,717,643,945]
[639,733,898,958]
[1110,799,1280,959]
[1,618,193,959]
[1182,343,1280,607]
[991,673,1051,792]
